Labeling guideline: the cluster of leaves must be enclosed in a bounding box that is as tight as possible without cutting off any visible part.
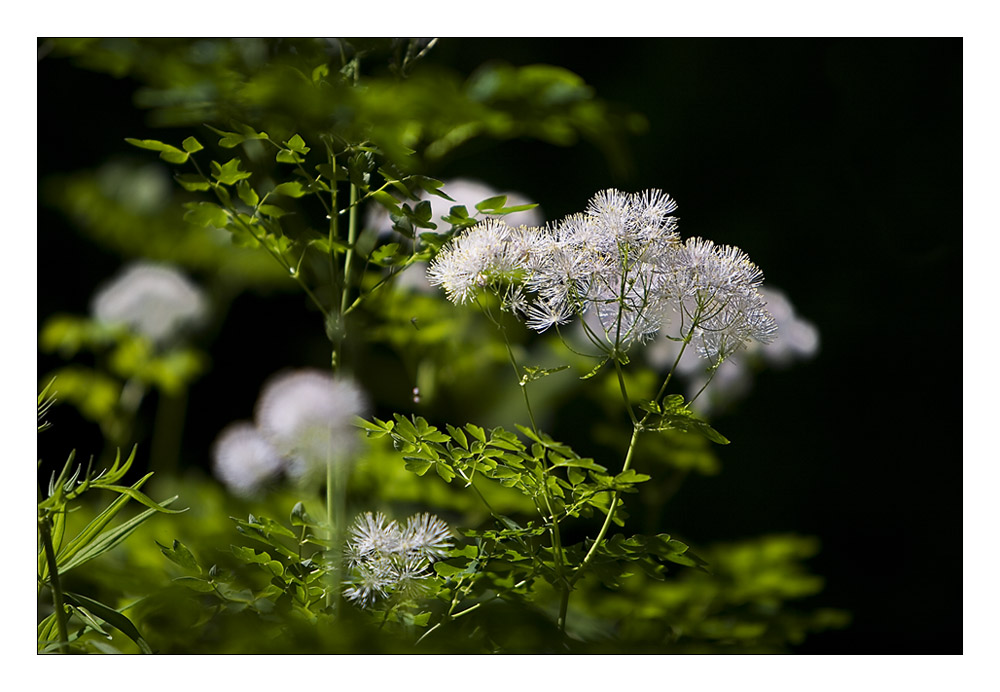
[158,502,329,621]
[127,125,537,332]
[38,381,183,654]
[569,535,851,653]
[44,38,644,174]
[358,411,709,642]
[41,162,285,285]
[39,315,206,438]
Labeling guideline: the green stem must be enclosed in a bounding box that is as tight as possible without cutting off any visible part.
[325,449,347,613]
[613,358,638,427]
[569,423,640,586]
[340,184,360,317]
[571,317,704,586]
[38,515,69,653]
[494,320,569,630]
[416,574,532,645]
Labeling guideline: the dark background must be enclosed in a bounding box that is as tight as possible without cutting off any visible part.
[37,38,962,653]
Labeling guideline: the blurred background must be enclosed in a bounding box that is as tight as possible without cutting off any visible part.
[36,38,960,653]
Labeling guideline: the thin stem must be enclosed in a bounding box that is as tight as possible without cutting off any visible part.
[416,574,533,645]
[457,469,497,516]
[495,319,571,630]
[687,364,721,407]
[571,315,705,586]
[569,424,640,586]
[38,515,69,653]
[613,358,638,427]
[325,449,347,614]
[340,184,360,316]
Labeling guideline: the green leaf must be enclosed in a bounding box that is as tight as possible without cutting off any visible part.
[433,561,466,578]
[643,396,730,444]
[465,424,487,444]
[475,195,507,212]
[124,138,188,164]
[614,469,652,486]
[493,203,540,215]
[181,136,203,153]
[175,173,211,191]
[271,181,306,198]
[284,134,309,154]
[93,476,187,514]
[371,190,401,213]
[231,546,284,577]
[312,63,330,82]
[276,149,303,164]
[68,604,112,638]
[174,575,215,592]
[550,456,607,472]
[59,497,181,575]
[54,472,153,569]
[370,242,401,266]
[693,420,730,445]
[63,591,153,654]
[520,364,570,386]
[257,204,288,218]
[413,176,454,201]
[237,180,259,208]
[434,461,456,483]
[156,539,200,573]
[211,158,252,185]
[404,457,433,476]
[446,424,468,449]
[581,357,609,380]
[183,201,229,229]
[205,125,247,148]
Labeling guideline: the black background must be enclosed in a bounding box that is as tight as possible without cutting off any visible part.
[37,38,962,654]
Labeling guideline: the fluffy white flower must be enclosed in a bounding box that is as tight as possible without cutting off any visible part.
[91,262,206,344]
[426,218,522,303]
[667,237,777,362]
[211,422,284,497]
[255,370,366,479]
[343,511,452,608]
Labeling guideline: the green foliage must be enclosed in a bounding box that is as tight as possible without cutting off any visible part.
[640,395,731,445]
[36,37,845,655]
[38,388,181,653]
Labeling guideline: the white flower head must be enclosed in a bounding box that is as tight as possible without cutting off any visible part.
[91,262,206,345]
[255,369,366,479]
[211,422,284,497]
[343,511,452,609]
[666,237,777,362]
[426,218,521,304]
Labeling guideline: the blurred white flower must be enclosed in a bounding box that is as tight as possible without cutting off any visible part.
[211,422,284,497]
[343,511,452,608]
[255,369,366,479]
[366,177,543,237]
[91,262,206,345]
[754,287,820,366]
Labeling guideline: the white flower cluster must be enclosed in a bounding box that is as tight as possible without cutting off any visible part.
[211,369,366,496]
[343,512,452,607]
[91,262,207,345]
[427,189,777,363]
[646,286,819,413]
